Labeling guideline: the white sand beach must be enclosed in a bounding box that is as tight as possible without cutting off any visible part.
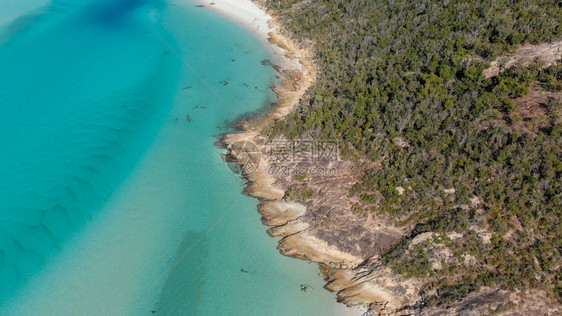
[194,1,366,315]
[194,0,302,70]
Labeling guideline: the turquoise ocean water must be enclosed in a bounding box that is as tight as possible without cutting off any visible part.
[0,0,341,315]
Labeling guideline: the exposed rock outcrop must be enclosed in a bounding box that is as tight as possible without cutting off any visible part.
[222,130,419,314]
[483,40,561,78]
[219,3,562,315]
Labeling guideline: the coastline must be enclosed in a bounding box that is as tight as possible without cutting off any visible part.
[198,2,562,315]
[195,0,316,130]
[195,0,364,315]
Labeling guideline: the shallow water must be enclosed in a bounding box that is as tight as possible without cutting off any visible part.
[0,0,49,30]
[0,0,341,314]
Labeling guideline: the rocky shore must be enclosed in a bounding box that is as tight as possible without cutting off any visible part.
[210,1,562,315]
[214,2,416,312]
[219,131,422,315]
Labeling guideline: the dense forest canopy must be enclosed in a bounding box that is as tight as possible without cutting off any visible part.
[263,0,561,306]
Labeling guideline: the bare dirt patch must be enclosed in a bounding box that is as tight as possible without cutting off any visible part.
[484,41,562,78]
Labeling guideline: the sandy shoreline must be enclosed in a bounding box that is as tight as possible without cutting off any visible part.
[195,2,562,316]
[194,1,363,315]
[196,0,316,130]
[193,0,301,70]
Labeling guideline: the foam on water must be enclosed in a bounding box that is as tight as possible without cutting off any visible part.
[0,0,342,314]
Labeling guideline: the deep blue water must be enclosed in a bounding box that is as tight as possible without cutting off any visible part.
[0,0,342,314]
